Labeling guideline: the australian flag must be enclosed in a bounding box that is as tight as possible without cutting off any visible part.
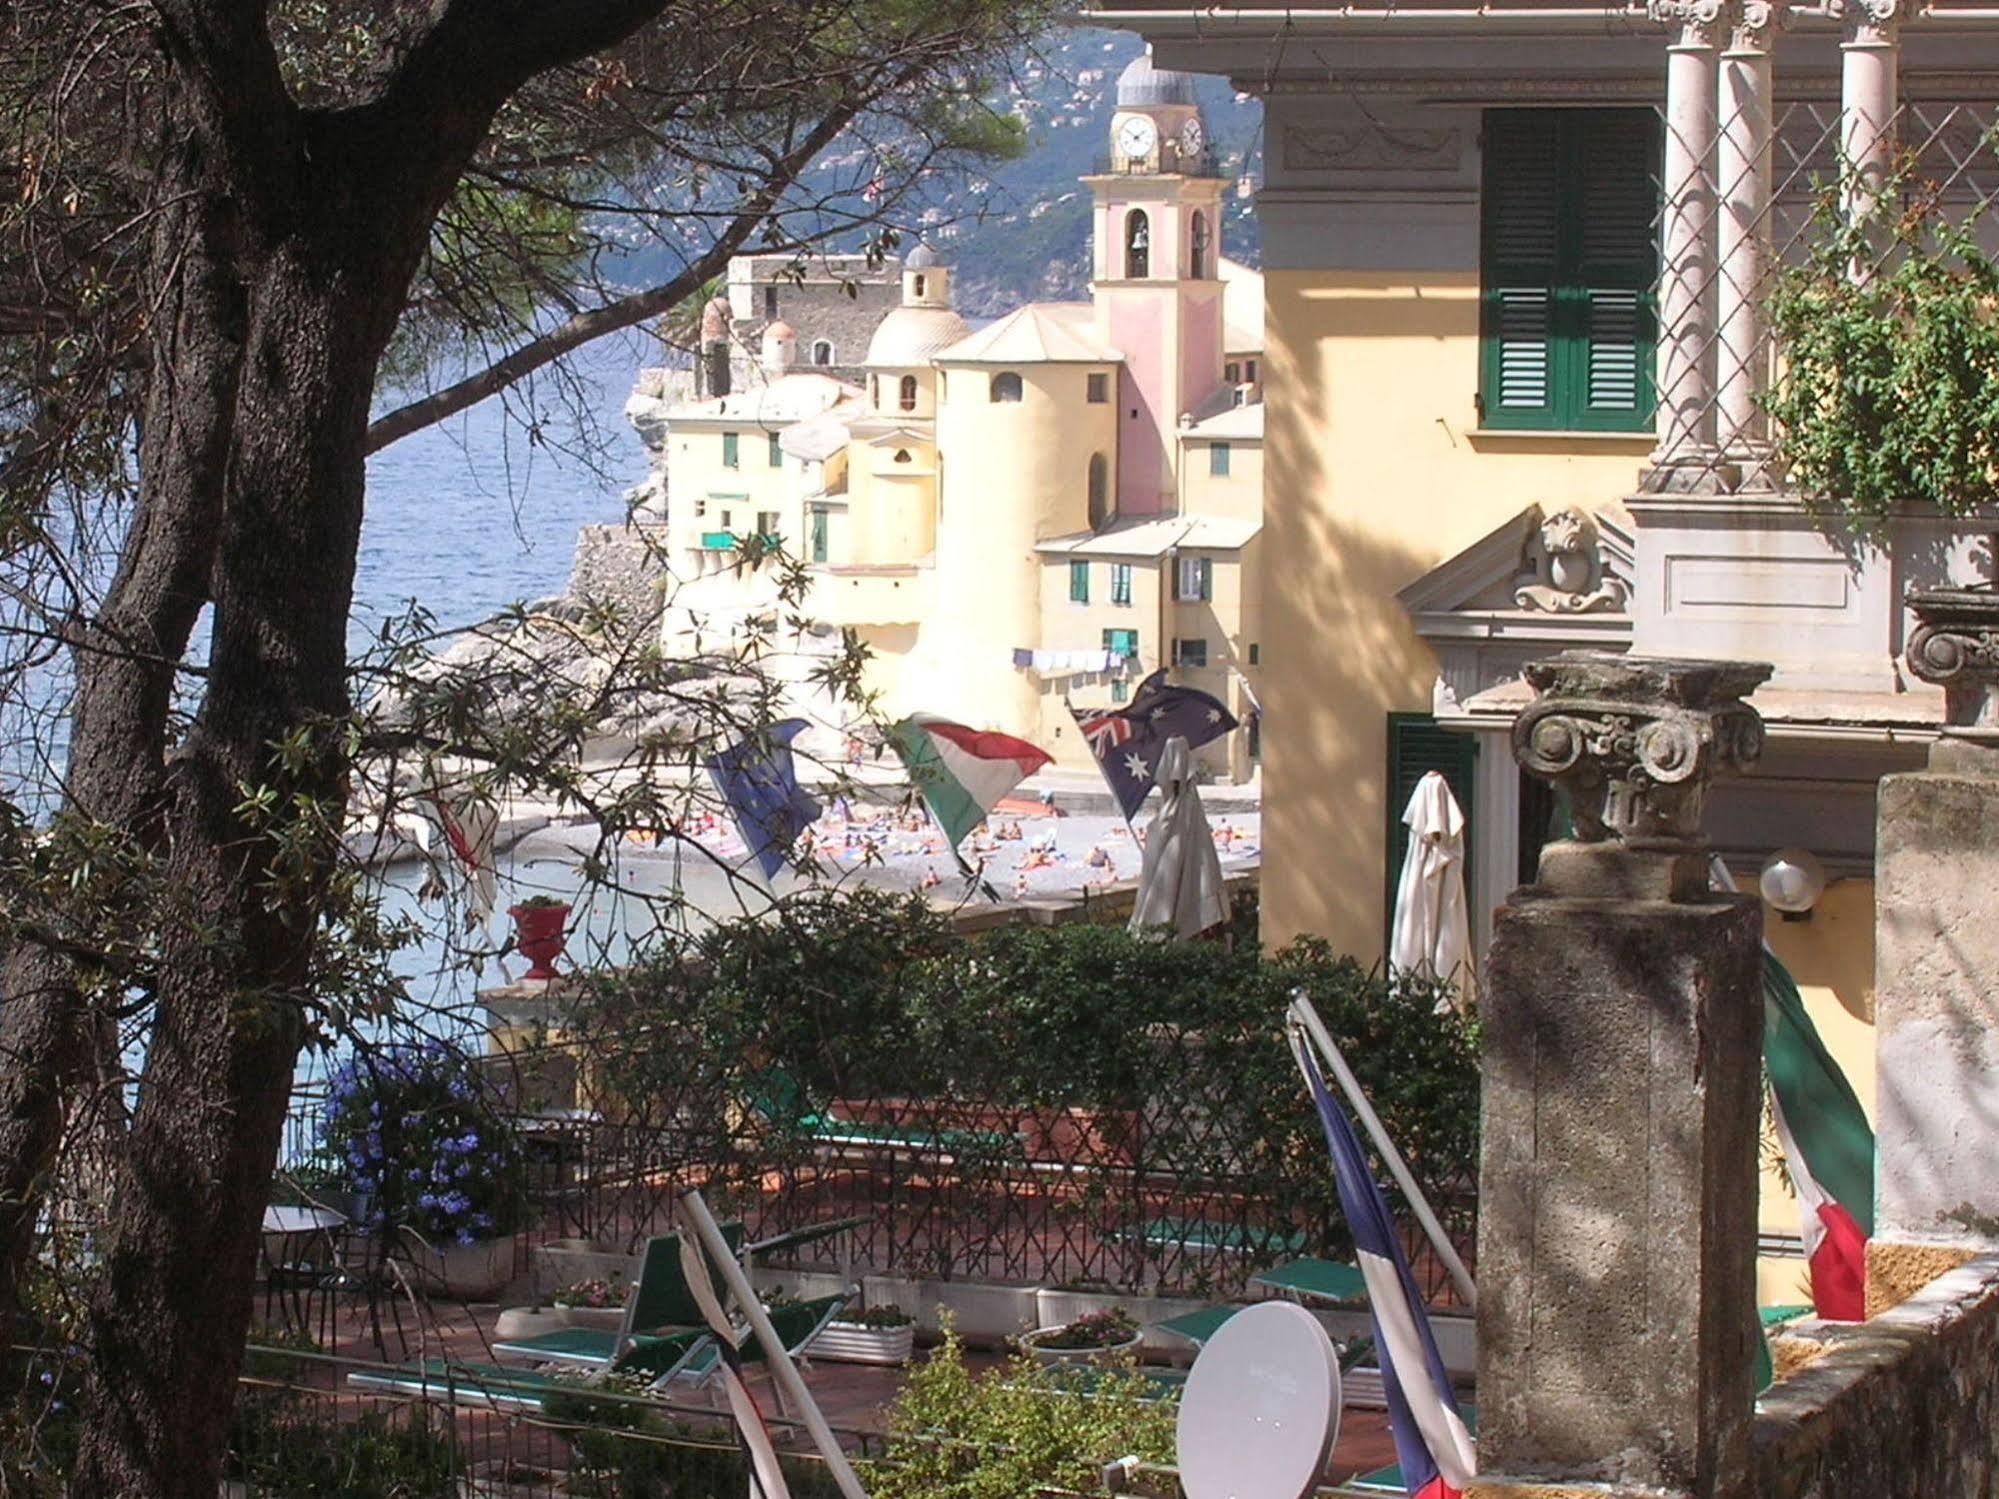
[705,719,822,879]
[1070,669,1238,821]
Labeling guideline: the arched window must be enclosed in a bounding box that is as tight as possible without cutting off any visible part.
[894,448,913,464]
[1087,454,1110,530]
[812,339,834,366]
[990,371,1024,403]
[1190,211,1210,280]
[914,274,928,299]
[870,375,880,406]
[899,374,919,412]
[1125,210,1150,279]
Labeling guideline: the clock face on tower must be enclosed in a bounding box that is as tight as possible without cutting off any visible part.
[1178,118,1205,157]
[1116,115,1158,163]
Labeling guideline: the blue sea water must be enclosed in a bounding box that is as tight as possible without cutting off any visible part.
[357,333,649,648]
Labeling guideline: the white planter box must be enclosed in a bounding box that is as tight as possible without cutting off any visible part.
[813,1321,916,1366]
[1037,1289,1214,1357]
[866,1275,1042,1346]
[550,1304,625,1330]
[1020,1326,1145,1368]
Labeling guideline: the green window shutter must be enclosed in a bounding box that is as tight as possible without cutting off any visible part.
[1480,109,1658,433]
[1070,559,1090,603]
[1103,627,1138,658]
[809,506,829,563]
[1199,557,1213,601]
[1383,712,1478,935]
[1570,113,1660,430]
[1480,111,1564,429]
[722,431,740,468]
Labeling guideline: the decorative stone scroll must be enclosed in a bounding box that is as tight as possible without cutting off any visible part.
[1905,585,1999,735]
[1513,507,1627,615]
[1512,652,1771,898]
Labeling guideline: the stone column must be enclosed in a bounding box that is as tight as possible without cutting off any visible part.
[1646,2,1724,490]
[1870,588,1999,1313]
[1474,651,1771,1499]
[1840,0,1900,272]
[1715,1,1781,481]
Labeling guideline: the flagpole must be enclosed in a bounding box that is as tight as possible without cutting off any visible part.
[1287,993,1479,1311]
[679,1189,871,1499]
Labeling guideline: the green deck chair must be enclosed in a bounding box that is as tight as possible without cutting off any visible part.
[492,1223,745,1371]
[1108,1217,1311,1259]
[671,1292,850,1416]
[1251,1255,1369,1305]
[346,1327,712,1412]
[746,1066,1022,1159]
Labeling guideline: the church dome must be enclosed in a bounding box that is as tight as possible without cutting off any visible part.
[904,242,941,270]
[1117,50,1196,109]
[864,304,970,367]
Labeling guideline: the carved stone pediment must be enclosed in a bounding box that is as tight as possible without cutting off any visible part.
[1514,506,1630,615]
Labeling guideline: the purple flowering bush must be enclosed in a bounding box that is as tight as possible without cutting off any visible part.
[319,1042,526,1246]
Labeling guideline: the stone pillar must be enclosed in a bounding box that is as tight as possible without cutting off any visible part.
[1475,651,1771,1499]
[1646,2,1723,490]
[1840,0,1900,272]
[1870,588,1999,1312]
[1715,1,1781,480]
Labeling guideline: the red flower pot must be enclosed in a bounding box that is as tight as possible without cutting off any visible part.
[509,903,571,980]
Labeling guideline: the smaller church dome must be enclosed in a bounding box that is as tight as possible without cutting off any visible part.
[764,319,796,340]
[1117,50,1196,109]
[698,295,730,340]
[904,243,941,270]
[865,305,971,368]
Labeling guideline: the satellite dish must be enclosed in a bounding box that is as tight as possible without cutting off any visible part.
[1176,1300,1342,1499]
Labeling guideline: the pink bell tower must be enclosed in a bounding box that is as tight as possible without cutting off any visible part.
[1087,50,1228,518]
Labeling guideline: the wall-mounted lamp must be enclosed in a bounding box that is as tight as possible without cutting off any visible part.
[1759,847,1828,922]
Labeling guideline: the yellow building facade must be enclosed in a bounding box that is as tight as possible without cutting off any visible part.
[653,56,1268,784]
[1094,4,1999,1302]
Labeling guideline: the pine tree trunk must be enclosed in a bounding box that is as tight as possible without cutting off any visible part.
[56,79,435,1499]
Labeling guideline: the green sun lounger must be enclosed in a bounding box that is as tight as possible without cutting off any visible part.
[1108,1217,1310,1258]
[347,1328,713,1412]
[1251,1256,1369,1305]
[494,1224,745,1371]
[747,1067,1022,1160]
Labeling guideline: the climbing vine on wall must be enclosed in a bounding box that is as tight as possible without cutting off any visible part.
[1762,151,1999,532]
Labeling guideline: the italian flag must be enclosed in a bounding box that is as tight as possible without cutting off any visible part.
[1764,950,1873,1322]
[889,715,1052,850]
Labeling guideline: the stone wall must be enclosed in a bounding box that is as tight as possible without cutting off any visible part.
[1749,1256,1999,1499]
[562,521,667,629]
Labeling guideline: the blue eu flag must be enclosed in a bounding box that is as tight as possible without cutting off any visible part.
[1070,670,1239,821]
[705,719,822,879]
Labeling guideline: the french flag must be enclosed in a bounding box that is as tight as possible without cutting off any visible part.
[1293,1036,1476,1499]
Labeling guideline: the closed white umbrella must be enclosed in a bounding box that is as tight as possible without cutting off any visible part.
[1130,736,1227,941]
[1389,770,1473,1009]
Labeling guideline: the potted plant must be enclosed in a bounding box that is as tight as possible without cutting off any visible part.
[551,1274,627,1330]
[508,894,572,980]
[816,1302,916,1366]
[1018,1307,1143,1368]
[318,1042,527,1299]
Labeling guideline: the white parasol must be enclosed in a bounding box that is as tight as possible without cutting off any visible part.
[1388,770,1473,1009]
[1129,736,1227,941]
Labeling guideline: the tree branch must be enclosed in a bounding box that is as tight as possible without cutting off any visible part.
[365,95,864,452]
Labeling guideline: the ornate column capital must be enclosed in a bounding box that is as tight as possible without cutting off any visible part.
[1906,586,1999,737]
[1725,0,1787,52]
[1512,652,1771,899]
[1831,0,1900,39]
[1649,0,1726,45]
